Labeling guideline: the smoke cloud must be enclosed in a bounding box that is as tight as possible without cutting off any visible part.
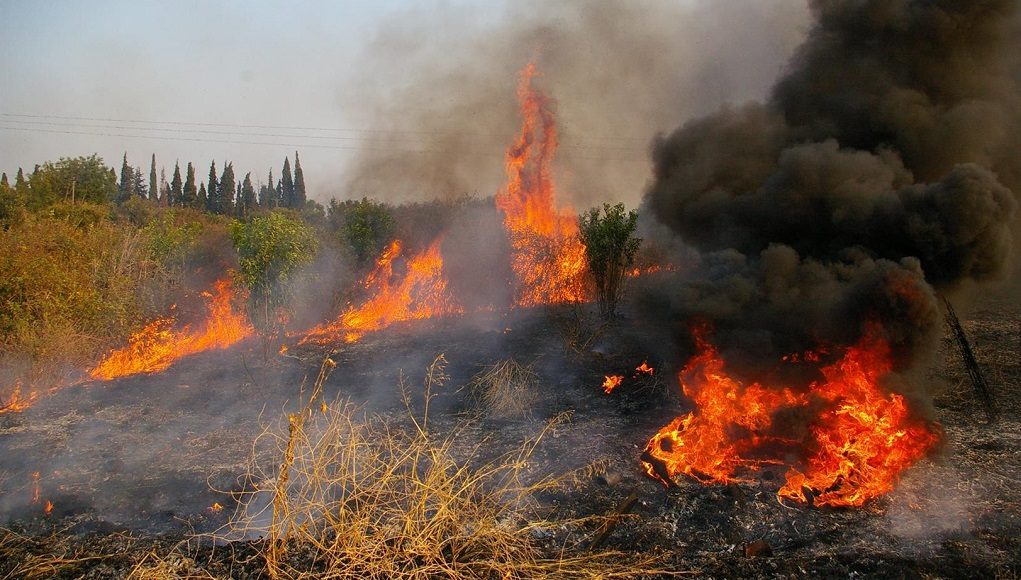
[643,0,1019,385]
[336,0,810,206]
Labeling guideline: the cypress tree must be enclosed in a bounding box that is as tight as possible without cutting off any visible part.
[118,153,134,203]
[149,154,158,202]
[276,180,283,207]
[207,160,218,213]
[1,173,8,188]
[14,168,26,192]
[260,169,276,208]
[159,168,170,207]
[198,182,207,209]
[182,162,198,207]
[133,166,148,198]
[280,156,294,208]
[219,162,235,215]
[293,151,306,207]
[238,173,257,217]
[170,162,184,207]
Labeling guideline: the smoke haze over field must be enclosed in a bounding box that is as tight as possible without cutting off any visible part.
[642,0,1020,389]
[342,0,810,206]
[0,0,810,206]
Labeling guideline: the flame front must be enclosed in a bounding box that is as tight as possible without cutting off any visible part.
[642,323,939,507]
[89,278,253,381]
[495,64,590,307]
[300,239,462,345]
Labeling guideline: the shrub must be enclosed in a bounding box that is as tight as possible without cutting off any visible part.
[229,211,318,340]
[578,203,641,319]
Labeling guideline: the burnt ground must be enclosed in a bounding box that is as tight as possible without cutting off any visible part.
[0,288,1018,579]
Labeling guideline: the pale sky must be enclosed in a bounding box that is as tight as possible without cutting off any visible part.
[0,0,804,204]
[0,0,446,197]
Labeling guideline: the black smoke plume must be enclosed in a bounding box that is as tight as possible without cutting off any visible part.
[643,0,1019,388]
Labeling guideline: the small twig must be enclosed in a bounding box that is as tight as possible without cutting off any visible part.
[589,491,640,550]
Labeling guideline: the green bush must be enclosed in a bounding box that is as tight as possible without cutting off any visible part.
[230,211,319,340]
[579,203,641,319]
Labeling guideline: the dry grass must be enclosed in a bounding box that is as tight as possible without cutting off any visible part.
[229,355,670,579]
[461,359,538,419]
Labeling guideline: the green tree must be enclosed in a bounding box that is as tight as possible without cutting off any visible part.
[27,155,117,208]
[170,162,184,207]
[0,173,20,227]
[149,154,158,202]
[218,163,236,215]
[117,153,134,204]
[206,160,219,213]
[182,162,198,207]
[280,156,294,208]
[578,203,641,319]
[229,211,318,350]
[133,166,148,198]
[330,197,395,264]
[198,182,207,208]
[238,172,257,218]
[260,169,276,208]
[293,151,307,207]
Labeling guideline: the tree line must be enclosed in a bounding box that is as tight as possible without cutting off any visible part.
[0,151,310,219]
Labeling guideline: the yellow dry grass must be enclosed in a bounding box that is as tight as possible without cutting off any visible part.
[231,355,670,579]
[461,359,539,419]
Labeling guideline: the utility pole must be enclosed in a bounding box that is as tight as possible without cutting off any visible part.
[942,296,997,424]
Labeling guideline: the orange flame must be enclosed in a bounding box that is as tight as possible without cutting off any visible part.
[602,374,624,395]
[635,362,655,376]
[0,382,39,415]
[641,323,939,507]
[301,239,462,345]
[89,278,253,381]
[495,64,590,307]
[44,501,53,516]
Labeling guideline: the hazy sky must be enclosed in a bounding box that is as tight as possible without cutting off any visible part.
[0,0,806,204]
[0,0,431,196]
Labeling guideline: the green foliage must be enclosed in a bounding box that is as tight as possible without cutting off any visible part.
[229,211,318,336]
[142,210,202,278]
[329,197,396,264]
[280,156,295,208]
[0,213,149,381]
[26,155,117,209]
[48,202,112,229]
[579,203,641,319]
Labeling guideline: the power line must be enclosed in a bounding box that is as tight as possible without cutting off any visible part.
[0,112,651,146]
[0,125,649,163]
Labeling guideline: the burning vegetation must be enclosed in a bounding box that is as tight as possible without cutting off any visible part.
[89,278,254,381]
[1,0,1020,577]
[641,322,940,507]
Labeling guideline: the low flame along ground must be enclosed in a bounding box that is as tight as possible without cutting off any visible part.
[88,278,254,381]
[300,239,462,345]
[641,322,940,508]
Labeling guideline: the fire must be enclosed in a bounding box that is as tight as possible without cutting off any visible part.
[89,278,254,381]
[301,239,462,345]
[44,500,54,516]
[635,361,655,376]
[0,382,39,415]
[495,64,590,307]
[602,374,624,395]
[641,322,939,507]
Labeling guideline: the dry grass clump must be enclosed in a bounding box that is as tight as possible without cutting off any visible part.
[461,359,539,419]
[234,356,665,579]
